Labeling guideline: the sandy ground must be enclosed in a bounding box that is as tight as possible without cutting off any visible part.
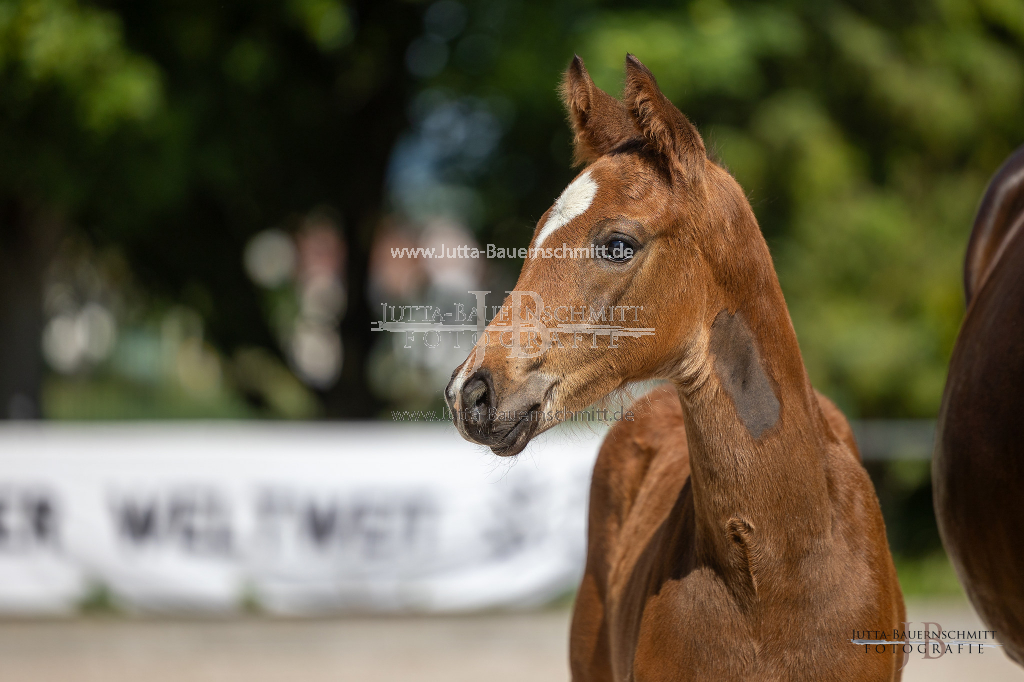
[0,599,1019,681]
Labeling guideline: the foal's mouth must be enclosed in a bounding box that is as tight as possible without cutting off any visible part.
[491,403,542,457]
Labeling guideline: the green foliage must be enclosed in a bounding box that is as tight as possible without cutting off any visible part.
[77,581,121,614]
[288,0,352,51]
[2,0,1023,420]
[0,0,162,131]
[895,552,966,597]
[582,3,805,102]
[43,375,256,420]
[0,0,423,419]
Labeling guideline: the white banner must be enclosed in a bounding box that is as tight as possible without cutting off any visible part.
[0,423,600,614]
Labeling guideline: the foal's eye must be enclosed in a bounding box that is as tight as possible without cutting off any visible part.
[603,238,635,263]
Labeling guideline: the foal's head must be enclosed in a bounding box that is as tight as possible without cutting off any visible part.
[447,55,779,456]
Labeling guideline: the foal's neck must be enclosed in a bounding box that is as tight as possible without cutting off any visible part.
[672,251,833,558]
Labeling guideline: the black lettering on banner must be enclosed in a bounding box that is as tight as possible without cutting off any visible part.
[109,487,233,556]
[483,478,548,559]
[117,499,158,542]
[0,486,60,552]
[256,489,439,561]
[307,502,337,546]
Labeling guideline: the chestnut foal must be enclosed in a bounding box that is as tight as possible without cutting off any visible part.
[446,55,904,681]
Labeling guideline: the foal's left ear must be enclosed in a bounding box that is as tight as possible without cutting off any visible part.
[623,54,706,184]
[561,55,638,166]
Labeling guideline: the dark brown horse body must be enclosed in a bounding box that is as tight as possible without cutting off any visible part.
[447,55,904,680]
[934,144,1024,666]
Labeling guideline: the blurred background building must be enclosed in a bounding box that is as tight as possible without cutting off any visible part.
[1,0,1023,679]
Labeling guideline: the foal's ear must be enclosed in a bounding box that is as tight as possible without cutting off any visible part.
[623,54,705,183]
[561,55,637,166]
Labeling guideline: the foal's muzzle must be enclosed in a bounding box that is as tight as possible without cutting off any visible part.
[445,368,540,457]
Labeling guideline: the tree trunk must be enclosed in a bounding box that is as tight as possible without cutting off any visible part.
[0,201,58,419]
[324,0,421,419]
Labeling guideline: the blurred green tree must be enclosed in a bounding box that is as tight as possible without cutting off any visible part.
[2,0,1022,420]
[0,0,422,417]
[0,0,164,417]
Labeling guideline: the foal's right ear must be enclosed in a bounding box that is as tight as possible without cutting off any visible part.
[623,54,705,184]
[560,55,637,166]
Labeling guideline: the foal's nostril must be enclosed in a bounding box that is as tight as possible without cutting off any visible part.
[465,378,488,408]
[463,378,489,425]
[459,369,494,431]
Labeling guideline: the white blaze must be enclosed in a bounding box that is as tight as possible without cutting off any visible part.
[534,171,598,248]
